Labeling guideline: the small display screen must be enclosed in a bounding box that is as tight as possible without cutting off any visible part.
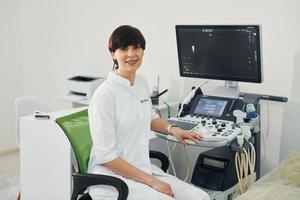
[193,98,228,117]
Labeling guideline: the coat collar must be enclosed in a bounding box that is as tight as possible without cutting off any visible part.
[109,71,135,87]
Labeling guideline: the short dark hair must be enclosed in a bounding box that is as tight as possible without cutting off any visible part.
[108,25,146,53]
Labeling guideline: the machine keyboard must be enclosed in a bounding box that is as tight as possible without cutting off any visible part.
[167,119,198,130]
[164,115,242,147]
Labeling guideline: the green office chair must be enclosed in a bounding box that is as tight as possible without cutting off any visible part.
[56,109,169,200]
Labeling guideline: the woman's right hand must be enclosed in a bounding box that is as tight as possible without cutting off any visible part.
[149,178,174,198]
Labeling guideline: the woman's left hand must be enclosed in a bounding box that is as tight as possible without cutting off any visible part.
[170,127,203,146]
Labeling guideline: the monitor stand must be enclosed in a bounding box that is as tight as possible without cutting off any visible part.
[211,81,240,99]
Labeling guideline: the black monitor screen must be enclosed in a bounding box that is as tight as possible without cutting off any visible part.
[176,25,262,83]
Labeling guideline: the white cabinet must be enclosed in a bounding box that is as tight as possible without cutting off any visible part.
[20,108,85,200]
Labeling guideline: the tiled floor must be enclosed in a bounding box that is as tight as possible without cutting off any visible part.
[0,149,19,200]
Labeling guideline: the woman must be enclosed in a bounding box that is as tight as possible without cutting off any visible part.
[88,25,210,200]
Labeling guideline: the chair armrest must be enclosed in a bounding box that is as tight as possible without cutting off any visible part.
[72,173,128,200]
[149,150,169,172]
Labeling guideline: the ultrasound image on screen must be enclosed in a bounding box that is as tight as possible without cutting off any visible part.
[193,98,228,117]
[176,25,261,83]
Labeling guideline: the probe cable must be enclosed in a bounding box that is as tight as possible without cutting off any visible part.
[183,146,191,182]
[166,139,178,177]
[234,148,249,198]
[233,143,256,199]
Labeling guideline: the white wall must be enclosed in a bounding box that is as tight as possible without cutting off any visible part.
[0,0,22,151]
[1,0,300,173]
[279,49,300,162]
[19,0,300,107]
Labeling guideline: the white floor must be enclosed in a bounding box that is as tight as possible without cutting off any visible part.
[0,149,19,200]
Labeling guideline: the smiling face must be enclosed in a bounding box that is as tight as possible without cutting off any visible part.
[111,45,144,74]
[108,25,146,69]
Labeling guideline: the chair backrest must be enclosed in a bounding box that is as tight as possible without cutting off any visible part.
[56,109,92,173]
[14,96,49,147]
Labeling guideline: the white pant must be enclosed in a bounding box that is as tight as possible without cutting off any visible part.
[89,174,210,200]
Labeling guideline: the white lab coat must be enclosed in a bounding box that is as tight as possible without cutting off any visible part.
[88,72,210,200]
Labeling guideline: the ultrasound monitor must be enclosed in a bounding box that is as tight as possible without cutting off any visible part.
[176,25,262,98]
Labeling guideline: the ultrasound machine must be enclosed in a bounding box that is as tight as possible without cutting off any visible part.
[155,25,287,200]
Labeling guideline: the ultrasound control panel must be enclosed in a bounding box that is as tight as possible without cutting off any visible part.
[167,115,241,147]
[162,95,245,147]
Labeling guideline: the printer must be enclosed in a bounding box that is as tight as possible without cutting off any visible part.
[191,146,238,191]
[68,75,105,100]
